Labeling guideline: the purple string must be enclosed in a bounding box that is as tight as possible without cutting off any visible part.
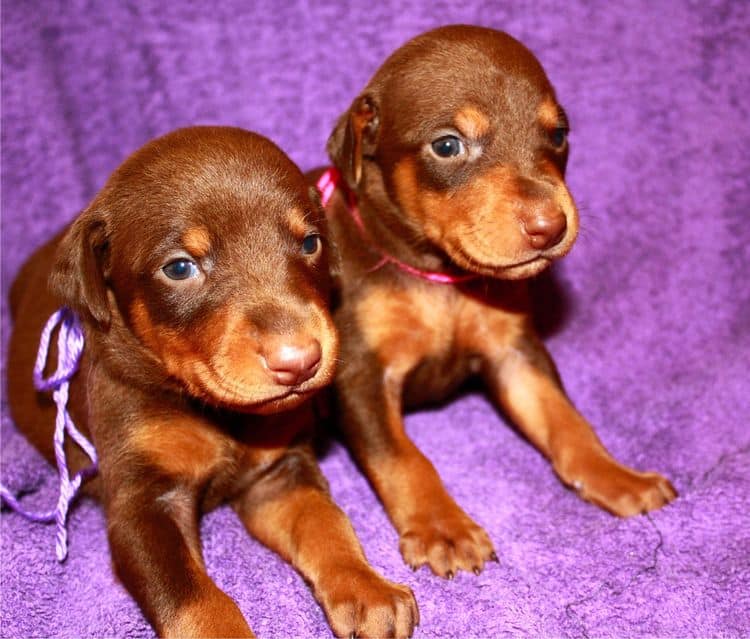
[0,307,98,562]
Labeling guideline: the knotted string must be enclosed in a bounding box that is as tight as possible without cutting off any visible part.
[0,307,98,561]
[316,167,480,284]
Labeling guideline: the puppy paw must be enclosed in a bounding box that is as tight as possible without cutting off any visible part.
[317,567,418,639]
[560,453,677,516]
[398,506,496,579]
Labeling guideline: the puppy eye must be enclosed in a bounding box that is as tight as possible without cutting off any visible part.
[162,259,200,280]
[301,234,321,256]
[551,126,568,148]
[431,135,464,158]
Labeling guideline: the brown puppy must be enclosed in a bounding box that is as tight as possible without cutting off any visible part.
[7,127,417,638]
[316,25,677,579]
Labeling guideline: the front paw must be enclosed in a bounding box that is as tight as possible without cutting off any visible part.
[558,453,677,516]
[317,567,418,639]
[399,505,496,579]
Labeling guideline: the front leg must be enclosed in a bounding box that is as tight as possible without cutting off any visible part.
[485,332,677,516]
[336,354,496,578]
[106,476,253,638]
[233,447,418,639]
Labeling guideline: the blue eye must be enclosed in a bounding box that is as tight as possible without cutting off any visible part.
[162,259,199,280]
[551,126,568,148]
[301,234,321,256]
[431,135,464,158]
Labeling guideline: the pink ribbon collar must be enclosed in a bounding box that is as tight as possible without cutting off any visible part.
[317,168,479,285]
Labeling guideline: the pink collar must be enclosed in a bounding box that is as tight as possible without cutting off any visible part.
[317,167,480,285]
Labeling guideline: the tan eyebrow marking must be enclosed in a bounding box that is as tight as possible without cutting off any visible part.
[182,226,212,257]
[539,96,563,129]
[455,106,490,139]
[287,207,311,238]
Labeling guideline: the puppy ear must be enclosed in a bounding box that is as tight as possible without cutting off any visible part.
[326,94,379,190]
[49,207,111,328]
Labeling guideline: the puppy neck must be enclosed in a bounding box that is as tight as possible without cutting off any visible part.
[319,167,478,284]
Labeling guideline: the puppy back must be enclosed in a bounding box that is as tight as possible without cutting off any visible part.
[8,230,66,320]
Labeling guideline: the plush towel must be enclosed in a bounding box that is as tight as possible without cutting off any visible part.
[2,1,749,637]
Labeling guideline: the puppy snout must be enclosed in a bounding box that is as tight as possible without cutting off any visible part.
[263,336,322,386]
[522,208,567,250]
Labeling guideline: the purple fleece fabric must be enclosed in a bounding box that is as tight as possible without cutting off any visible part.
[2,2,749,637]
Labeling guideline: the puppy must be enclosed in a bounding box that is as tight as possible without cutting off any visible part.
[7,127,417,638]
[316,25,677,579]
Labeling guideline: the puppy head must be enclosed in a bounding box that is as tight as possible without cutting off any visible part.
[328,25,579,280]
[51,126,339,414]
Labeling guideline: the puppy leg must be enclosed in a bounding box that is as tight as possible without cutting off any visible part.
[107,480,254,638]
[233,449,418,639]
[337,359,496,578]
[485,333,677,516]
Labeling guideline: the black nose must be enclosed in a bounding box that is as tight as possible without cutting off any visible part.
[522,208,567,250]
[263,336,322,386]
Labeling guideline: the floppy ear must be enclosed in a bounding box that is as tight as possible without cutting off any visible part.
[326,94,380,190]
[49,206,111,328]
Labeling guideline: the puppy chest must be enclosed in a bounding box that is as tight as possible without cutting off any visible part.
[354,283,462,364]
[125,417,237,487]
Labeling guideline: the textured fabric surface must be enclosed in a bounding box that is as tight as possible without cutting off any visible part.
[2,1,749,637]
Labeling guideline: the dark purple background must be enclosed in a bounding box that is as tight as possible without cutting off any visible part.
[2,1,749,637]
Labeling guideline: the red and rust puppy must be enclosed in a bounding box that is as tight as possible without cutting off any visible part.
[8,127,417,638]
[317,25,677,579]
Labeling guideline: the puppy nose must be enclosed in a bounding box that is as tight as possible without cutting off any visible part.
[523,210,567,250]
[263,337,322,386]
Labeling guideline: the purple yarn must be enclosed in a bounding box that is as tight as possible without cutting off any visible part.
[0,307,98,562]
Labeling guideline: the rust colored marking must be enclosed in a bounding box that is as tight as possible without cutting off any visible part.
[130,416,228,483]
[538,96,561,129]
[354,285,441,371]
[455,105,490,139]
[392,157,527,265]
[164,589,252,637]
[287,207,312,238]
[182,226,212,257]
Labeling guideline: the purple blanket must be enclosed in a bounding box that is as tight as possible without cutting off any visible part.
[2,2,749,637]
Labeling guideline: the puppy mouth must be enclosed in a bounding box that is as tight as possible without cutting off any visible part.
[186,361,328,414]
[493,256,552,279]
[445,244,553,280]
[243,387,317,415]
[202,381,318,415]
